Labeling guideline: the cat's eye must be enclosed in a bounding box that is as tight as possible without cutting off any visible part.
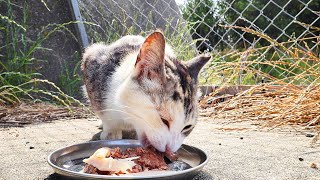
[182,125,193,136]
[182,125,192,131]
[161,118,170,129]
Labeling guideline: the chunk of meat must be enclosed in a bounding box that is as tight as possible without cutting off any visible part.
[126,147,168,170]
[83,147,138,173]
[165,151,178,162]
[83,147,176,175]
[83,164,98,174]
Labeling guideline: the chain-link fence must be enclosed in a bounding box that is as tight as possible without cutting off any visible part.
[75,0,320,85]
[77,0,196,58]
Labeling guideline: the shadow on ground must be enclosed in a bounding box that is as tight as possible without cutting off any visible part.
[45,173,75,180]
[45,171,212,180]
[90,130,138,141]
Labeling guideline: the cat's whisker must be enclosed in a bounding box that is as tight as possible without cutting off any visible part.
[99,108,139,120]
[98,108,128,114]
[99,108,158,130]
[118,105,164,131]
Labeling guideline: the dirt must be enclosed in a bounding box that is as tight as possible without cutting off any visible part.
[0,102,93,127]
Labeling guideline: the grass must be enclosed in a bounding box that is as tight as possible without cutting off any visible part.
[57,55,82,98]
[0,0,83,107]
[76,5,320,144]
[1,0,319,144]
[199,23,320,143]
[199,23,319,86]
[79,4,320,142]
[79,2,199,60]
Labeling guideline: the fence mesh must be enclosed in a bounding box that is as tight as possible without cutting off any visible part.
[77,0,320,85]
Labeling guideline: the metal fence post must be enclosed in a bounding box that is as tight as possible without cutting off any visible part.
[68,0,89,49]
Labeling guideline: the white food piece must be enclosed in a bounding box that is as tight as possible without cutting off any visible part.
[83,147,139,173]
[92,147,111,158]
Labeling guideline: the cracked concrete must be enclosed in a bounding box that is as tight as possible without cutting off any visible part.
[0,117,319,180]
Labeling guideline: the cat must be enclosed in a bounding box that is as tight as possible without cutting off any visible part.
[81,30,210,152]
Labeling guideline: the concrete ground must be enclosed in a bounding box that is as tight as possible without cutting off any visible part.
[0,117,319,180]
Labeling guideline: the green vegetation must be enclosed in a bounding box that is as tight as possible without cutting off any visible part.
[221,0,320,46]
[182,0,320,50]
[57,55,82,98]
[1,0,319,107]
[0,0,81,106]
[181,0,225,52]
[181,0,320,85]
[200,25,320,87]
[81,8,198,61]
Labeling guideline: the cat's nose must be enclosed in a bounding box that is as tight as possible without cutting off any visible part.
[165,144,178,161]
[165,144,172,153]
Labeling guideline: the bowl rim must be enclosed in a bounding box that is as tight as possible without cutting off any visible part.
[47,139,208,179]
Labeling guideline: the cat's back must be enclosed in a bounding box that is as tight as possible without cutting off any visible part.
[82,35,144,70]
[81,35,144,110]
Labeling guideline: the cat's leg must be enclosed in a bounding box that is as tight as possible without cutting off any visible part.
[100,119,137,140]
[100,120,123,140]
[98,111,136,140]
[121,122,137,139]
[122,129,137,139]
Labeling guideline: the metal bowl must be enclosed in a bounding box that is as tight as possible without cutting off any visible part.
[48,140,208,179]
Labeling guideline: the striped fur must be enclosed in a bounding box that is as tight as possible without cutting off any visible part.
[81,31,210,152]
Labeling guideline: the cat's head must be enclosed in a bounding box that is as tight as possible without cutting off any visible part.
[118,31,210,152]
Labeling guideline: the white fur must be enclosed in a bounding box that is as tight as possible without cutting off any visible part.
[100,52,139,139]
[97,41,187,152]
[85,34,198,153]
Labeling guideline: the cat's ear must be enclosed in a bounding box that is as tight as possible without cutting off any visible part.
[134,31,165,81]
[186,54,211,80]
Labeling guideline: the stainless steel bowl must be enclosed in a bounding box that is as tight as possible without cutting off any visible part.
[48,140,208,179]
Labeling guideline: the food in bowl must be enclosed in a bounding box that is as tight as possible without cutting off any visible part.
[83,147,178,175]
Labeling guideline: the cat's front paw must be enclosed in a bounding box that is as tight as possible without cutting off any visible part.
[100,130,122,140]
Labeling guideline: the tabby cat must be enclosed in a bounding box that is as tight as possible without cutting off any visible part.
[81,31,210,152]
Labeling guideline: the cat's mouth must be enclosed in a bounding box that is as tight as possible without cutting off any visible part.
[140,133,152,148]
[140,133,178,162]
